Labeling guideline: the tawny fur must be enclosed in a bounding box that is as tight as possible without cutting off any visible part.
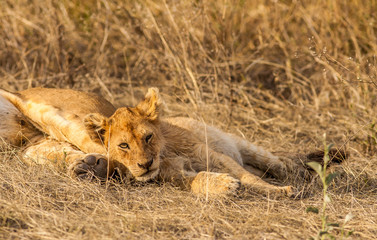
[0,87,304,196]
[0,88,115,154]
[0,94,42,148]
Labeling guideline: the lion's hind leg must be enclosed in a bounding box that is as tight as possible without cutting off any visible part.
[234,136,299,180]
[194,143,293,196]
[23,138,112,180]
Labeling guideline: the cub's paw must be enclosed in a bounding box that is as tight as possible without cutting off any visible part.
[191,172,240,196]
[68,153,109,180]
[240,174,295,197]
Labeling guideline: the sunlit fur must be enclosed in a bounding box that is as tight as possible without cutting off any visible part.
[1,87,300,196]
[0,95,42,148]
[83,88,296,196]
[104,108,163,181]
[0,88,116,177]
[82,88,165,181]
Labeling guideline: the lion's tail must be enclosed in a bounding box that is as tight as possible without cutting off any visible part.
[299,148,348,166]
[272,148,348,169]
[232,135,284,168]
[233,133,348,177]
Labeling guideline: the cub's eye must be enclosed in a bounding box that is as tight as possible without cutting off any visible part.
[145,134,153,143]
[118,143,129,150]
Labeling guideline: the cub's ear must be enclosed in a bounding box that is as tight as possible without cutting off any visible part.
[136,88,162,121]
[83,113,108,144]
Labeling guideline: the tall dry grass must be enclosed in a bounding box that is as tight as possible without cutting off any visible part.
[1,0,377,239]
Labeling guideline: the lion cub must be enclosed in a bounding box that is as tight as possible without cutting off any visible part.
[1,87,302,196]
[83,88,296,196]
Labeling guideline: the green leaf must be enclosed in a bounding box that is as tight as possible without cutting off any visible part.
[306,206,319,214]
[319,231,328,236]
[307,161,323,178]
[325,172,338,185]
[327,143,334,151]
[327,222,340,227]
[347,230,354,236]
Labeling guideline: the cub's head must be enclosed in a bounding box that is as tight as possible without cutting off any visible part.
[84,88,163,181]
[0,95,41,148]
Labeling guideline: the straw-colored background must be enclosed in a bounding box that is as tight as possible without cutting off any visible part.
[1,0,376,239]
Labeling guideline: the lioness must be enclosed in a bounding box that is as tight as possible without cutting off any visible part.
[0,87,344,196]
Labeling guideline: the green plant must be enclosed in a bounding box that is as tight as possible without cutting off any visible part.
[306,134,353,240]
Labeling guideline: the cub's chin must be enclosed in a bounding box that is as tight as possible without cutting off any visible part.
[134,168,160,182]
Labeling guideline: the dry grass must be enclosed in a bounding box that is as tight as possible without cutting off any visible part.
[0,0,377,239]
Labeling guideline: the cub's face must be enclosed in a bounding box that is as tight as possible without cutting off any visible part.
[105,109,162,181]
[84,88,163,181]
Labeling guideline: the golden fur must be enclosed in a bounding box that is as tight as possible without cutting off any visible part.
[0,94,41,148]
[0,88,115,153]
[0,87,308,196]
[0,88,116,179]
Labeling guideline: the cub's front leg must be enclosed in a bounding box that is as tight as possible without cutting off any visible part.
[159,157,240,196]
[22,138,113,180]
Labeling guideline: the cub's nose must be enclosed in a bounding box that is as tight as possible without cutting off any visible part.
[137,158,153,170]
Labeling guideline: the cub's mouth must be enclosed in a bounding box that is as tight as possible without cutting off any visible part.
[135,168,160,182]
